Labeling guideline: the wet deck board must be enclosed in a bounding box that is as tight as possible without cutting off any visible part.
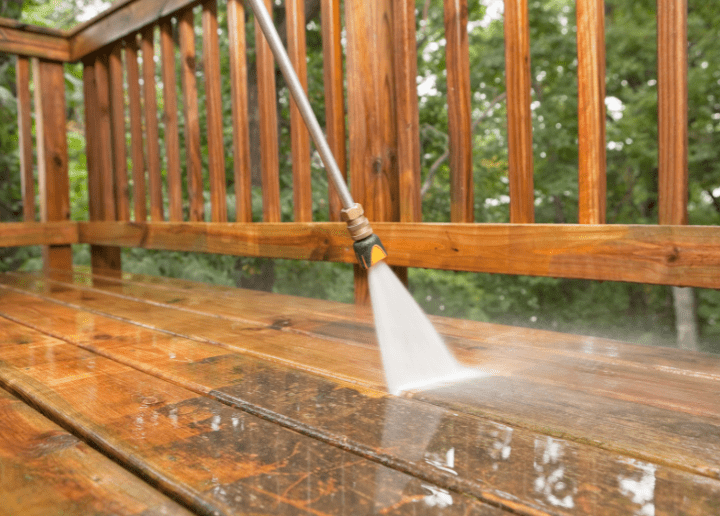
[0,387,193,516]
[0,316,504,516]
[1,270,719,515]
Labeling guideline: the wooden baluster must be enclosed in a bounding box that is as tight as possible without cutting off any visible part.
[227,0,252,223]
[141,25,164,221]
[125,35,148,222]
[444,0,473,222]
[395,0,421,223]
[345,0,403,303]
[658,0,688,226]
[15,55,35,222]
[85,55,121,277]
[287,0,312,222]
[577,0,606,224]
[255,0,281,222]
[94,54,118,223]
[202,0,228,222]
[33,59,72,272]
[504,0,535,223]
[178,9,204,222]
[321,0,347,222]
[160,17,183,222]
[109,42,130,221]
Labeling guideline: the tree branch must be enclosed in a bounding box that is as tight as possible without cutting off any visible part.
[420,92,507,198]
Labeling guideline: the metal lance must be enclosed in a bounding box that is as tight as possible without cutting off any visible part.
[245,0,387,269]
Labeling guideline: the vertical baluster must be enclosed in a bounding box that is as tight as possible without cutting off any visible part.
[286,0,312,222]
[577,0,606,224]
[16,56,35,222]
[141,25,164,221]
[658,0,688,225]
[227,0,253,223]
[94,54,118,222]
[84,58,121,275]
[320,0,347,221]
[160,17,183,221]
[255,0,281,222]
[504,0,535,223]
[125,35,148,221]
[395,0,421,223]
[34,59,72,272]
[178,10,204,222]
[444,0,473,222]
[109,42,130,221]
[203,0,228,222]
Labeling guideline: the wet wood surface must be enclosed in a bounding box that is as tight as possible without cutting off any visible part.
[0,388,194,516]
[1,270,720,515]
[15,55,35,221]
[77,221,720,289]
[0,304,505,515]
[0,19,70,61]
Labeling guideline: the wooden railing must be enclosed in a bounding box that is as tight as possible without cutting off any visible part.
[1,0,719,303]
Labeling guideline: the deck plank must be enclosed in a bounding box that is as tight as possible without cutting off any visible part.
[17,270,720,421]
[0,387,193,516]
[0,273,720,515]
[0,316,505,516]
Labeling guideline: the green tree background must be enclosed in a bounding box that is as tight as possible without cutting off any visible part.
[1,0,718,353]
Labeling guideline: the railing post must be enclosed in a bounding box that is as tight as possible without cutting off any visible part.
[345,0,415,303]
[33,58,72,272]
[83,56,122,278]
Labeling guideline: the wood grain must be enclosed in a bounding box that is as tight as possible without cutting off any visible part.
[32,59,72,272]
[93,53,118,222]
[576,0,606,224]
[83,58,122,275]
[140,26,164,222]
[3,271,720,511]
[255,0,282,222]
[0,388,194,516]
[0,222,77,247]
[320,0,347,221]
[504,0,535,223]
[344,0,402,301]
[69,0,198,60]
[286,0,313,222]
[15,55,35,222]
[394,0,422,223]
[444,0,473,223]
[0,313,503,516]
[202,0,228,223]
[178,9,204,222]
[158,18,183,222]
[657,0,688,226]
[109,43,130,221]
[76,221,720,288]
[0,20,70,61]
[227,0,253,223]
[124,36,148,221]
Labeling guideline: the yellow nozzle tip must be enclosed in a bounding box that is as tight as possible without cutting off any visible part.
[370,245,388,266]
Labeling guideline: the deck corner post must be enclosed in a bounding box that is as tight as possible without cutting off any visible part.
[345,0,414,304]
[82,55,122,279]
[33,58,73,273]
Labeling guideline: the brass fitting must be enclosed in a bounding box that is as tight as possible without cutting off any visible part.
[340,203,373,242]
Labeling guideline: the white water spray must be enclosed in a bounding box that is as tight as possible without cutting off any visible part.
[368,262,485,395]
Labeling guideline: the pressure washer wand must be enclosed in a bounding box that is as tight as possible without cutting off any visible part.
[246,0,386,269]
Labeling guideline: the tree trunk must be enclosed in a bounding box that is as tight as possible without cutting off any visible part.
[672,286,698,351]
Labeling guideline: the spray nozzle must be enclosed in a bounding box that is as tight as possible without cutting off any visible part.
[341,203,387,269]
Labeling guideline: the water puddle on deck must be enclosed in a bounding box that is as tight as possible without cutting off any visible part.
[368,262,486,395]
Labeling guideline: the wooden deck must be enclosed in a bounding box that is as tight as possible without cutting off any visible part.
[1,270,719,515]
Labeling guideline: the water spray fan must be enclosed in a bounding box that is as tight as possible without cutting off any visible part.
[247,0,386,270]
